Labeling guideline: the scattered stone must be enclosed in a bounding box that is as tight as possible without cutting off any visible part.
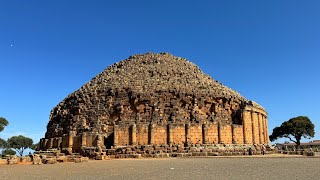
[33,154,42,165]
[44,158,57,164]
[7,155,18,165]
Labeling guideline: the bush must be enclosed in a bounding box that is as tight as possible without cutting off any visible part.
[2,149,16,155]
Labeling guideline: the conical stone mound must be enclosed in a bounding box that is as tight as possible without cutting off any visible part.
[41,53,269,154]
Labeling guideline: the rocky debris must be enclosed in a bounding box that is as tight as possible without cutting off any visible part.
[32,154,42,165]
[20,156,31,163]
[43,157,57,164]
[7,155,18,165]
[32,150,89,164]
[105,144,273,158]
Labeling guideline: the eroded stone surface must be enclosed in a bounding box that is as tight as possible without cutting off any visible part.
[40,53,269,155]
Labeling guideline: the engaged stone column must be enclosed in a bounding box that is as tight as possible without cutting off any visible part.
[44,139,49,149]
[114,125,118,147]
[131,124,137,145]
[258,113,264,144]
[149,124,154,145]
[62,134,68,148]
[218,123,222,144]
[48,138,54,149]
[242,110,253,144]
[251,111,259,144]
[242,110,247,144]
[58,137,62,149]
[39,138,44,150]
[68,132,74,148]
[202,124,208,144]
[251,111,255,144]
[185,123,190,144]
[231,125,235,144]
[263,115,269,144]
[81,133,87,147]
[167,124,173,146]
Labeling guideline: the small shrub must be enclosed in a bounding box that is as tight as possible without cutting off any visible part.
[2,149,16,155]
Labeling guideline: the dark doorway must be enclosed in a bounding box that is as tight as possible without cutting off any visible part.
[104,133,114,149]
[232,109,242,125]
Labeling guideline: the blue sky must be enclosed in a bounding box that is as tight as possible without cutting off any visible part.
[0,0,319,144]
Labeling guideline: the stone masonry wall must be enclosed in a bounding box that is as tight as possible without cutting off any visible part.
[170,124,186,145]
[219,124,232,144]
[40,105,268,154]
[188,124,203,144]
[206,124,219,144]
[136,124,149,145]
[232,125,244,144]
[152,125,167,145]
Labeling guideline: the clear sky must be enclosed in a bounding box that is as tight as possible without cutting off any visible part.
[0,1,319,144]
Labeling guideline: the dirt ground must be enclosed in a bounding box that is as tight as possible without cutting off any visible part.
[1,156,320,180]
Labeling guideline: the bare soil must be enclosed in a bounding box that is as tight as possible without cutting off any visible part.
[1,156,319,180]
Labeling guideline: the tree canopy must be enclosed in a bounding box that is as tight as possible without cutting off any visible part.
[0,117,9,132]
[1,149,16,156]
[7,135,33,156]
[269,116,315,146]
[0,117,9,149]
[0,138,7,149]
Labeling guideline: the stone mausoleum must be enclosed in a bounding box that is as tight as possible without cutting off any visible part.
[39,53,269,156]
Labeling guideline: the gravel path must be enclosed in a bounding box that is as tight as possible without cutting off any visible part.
[1,157,319,180]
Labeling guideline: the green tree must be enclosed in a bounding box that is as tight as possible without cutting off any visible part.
[0,138,7,148]
[269,116,315,146]
[2,149,16,156]
[7,135,33,156]
[0,117,9,132]
[0,117,9,149]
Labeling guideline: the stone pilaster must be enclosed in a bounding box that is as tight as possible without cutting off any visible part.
[218,123,222,144]
[114,125,118,147]
[44,139,49,149]
[258,113,264,144]
[167,124,173,146]
[149,123,154,145]
[48,138,54,149]
[263,115,269,144]
[202,124,208,144]
[185,123,190,144]
[58,137,62,149]
[231,124,235,144]
[68,131,74,148]
[39,138,44,150]
[131,124,137,145]
[242,110,253,144]
[251,111,259,144]
[81,132,87,147]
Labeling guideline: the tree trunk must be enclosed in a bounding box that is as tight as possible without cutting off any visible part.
[296,135,301,148]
